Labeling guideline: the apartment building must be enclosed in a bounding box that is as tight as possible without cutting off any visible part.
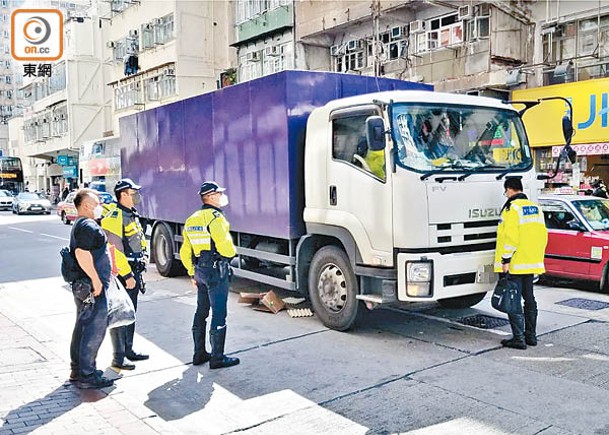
[296,1,533,99]
[103,0,234,128]
[233,0,294,82]
[16,0,110,192]
[0,0,25,154]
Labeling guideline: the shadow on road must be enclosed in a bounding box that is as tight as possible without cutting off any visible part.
[0,382,109,434]
[144,365,212,421]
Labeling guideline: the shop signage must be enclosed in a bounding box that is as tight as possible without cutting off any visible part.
[62,165,77,178]
[552,142,609,157]
[513,78,609,148]
[57,155,68,166]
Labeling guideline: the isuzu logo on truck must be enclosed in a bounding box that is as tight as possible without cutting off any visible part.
[468,208,501,219]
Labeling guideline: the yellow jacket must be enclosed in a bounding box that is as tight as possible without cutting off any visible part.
[101,202,147,279]
[494,197,548,274]
[364,150,386,179]
[180,206,236,277]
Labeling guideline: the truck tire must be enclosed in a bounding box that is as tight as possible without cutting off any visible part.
[437,292,486,309]
[308,246,359,331]
[152,223,184,277]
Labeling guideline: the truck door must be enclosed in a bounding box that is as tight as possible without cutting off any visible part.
[326,108,394,264]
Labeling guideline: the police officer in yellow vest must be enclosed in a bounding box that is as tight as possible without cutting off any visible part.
[101,178,149,370]
[180,181,239,369]
[494,177,548,349]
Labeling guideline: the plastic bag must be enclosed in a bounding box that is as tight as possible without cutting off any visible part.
[106,277,136,329]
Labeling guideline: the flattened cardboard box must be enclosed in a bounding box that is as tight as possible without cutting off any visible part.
[238,292,265,304]
[261,290,285,313]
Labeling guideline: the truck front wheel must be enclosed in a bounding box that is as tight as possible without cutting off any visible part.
[437,292,486,309]
[152,223,184,277]
[308,246,359,331]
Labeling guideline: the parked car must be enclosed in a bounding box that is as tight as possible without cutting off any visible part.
[12,192,52,215]
[56,191,78,225]
[0,189,13,210]
[539,194,609,291]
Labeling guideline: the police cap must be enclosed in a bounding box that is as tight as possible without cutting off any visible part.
[115,178,142,194]
[198,181,226,196]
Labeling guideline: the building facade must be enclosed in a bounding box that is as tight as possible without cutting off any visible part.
[103,0,234,129]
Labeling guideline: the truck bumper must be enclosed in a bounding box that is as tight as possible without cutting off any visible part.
[396,250,496,302]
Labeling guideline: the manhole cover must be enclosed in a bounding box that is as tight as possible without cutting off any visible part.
[0,347,46,366]
[456,314,510,329]
[555,298,609,311]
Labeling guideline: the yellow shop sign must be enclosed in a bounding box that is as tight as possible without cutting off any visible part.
[512,78,609,148]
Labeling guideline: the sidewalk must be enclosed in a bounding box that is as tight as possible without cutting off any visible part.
[0,278,182,435]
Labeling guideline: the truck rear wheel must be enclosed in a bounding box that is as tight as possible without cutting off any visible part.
[308,246,358,331]
[437,292,486,309]
[152,223,184,277]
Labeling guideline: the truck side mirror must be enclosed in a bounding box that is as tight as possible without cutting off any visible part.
[366,116,386,152]
[562,115,574,146]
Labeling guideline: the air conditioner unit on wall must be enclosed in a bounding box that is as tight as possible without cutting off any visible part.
[409,20,425,34]
[391,26,403,40]
[246,51,260,62]
[458,5,473,20]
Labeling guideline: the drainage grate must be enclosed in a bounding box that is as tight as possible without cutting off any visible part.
[456,314,510,329]
[555,298,609,311]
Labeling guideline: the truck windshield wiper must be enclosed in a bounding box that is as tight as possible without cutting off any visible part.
[420,161,477,181]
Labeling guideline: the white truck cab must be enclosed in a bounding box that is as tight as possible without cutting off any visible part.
[302,91,537,330]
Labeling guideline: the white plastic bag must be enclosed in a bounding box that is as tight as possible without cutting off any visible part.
[106,276,136,329]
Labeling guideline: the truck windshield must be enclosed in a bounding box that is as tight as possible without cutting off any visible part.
[391,103,532,173]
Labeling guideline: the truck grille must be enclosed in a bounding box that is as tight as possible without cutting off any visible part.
[432,220,498,246]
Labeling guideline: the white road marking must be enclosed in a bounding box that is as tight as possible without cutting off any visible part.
[8,227,33,233]
[40,233,69,241]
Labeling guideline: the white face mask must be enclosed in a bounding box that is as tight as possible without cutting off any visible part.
[218,194,229,207]
[93,205,103,219]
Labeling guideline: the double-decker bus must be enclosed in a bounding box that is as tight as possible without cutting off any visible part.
[0,156,24,194]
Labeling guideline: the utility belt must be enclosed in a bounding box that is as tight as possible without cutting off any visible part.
[195,250,232,282]
[126,253,147,293]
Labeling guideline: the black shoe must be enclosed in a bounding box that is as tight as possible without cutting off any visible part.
[209,355,240,370]
[76,374,114,389]
[70,369,102,382]
[193,351,211,366]
[126,352,149,361]
[112,361,136,370]
[525,336,538,346]
[501,338,527,350]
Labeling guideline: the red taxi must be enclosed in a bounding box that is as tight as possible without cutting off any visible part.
[56,191,78,225]
[539,195,609,291]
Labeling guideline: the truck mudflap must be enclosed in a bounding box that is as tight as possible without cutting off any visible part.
[396,251,497,302]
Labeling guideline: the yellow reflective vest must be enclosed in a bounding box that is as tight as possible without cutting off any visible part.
[101,202,147,279]
[180,206,236,277]
[494,197,548,274]
[364,150,386,179]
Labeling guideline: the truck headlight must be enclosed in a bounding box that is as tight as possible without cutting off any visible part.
[406,261,433,297]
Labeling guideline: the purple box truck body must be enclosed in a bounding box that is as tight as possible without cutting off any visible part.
[119,70,431,239]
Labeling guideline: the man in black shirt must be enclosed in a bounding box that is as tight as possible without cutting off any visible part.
[69,189,114,389]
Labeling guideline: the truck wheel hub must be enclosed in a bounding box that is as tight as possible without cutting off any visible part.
[318,264,347,312]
